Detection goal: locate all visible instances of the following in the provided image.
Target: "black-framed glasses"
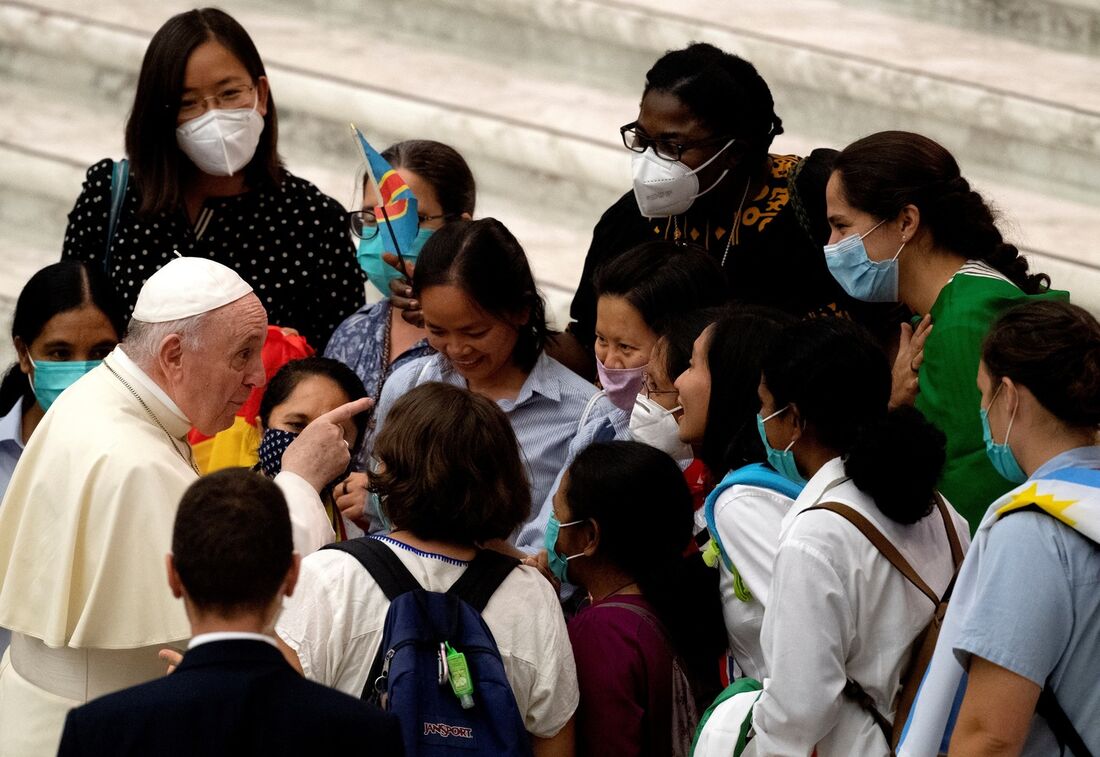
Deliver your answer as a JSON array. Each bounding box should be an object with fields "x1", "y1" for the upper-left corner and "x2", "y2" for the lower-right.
[
  {"x1": 620, "y1": 121, "x2": 734, "y2": 162},
  {"x1": 175, "y1": 84, "x2": 256, "y2": 120},
  {"x1": 347, "y1": 209, "x2": 455, "y2": 240},
  {"x1": 642, "y1": 373, "x2": 678, "y2": 400}
]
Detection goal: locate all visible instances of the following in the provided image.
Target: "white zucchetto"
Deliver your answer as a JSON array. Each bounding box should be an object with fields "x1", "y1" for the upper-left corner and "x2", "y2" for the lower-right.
[{"x1": 131, "y1": 256, "x2": 254, "y2": 322}]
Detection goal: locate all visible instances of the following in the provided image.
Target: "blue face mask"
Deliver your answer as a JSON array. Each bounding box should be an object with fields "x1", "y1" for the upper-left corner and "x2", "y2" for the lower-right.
[
  {"x1": 981, "y1": 384, "x2": 1027, "y2": 484},
  {"x1": 544, "y1": 514, "x2": 585, "y2": 583},
  {"x1": 356, "y1": 227, "x2": 433, "y2": 295},
  {"x1": 30, "y1": 359, "x2": 101, "y2": 412},
  {"x1": 823, "y1": 219, "x2": 906, "y2": 303},
  {"x1": 756, "y1": 406, "x2": 807, "y2": 486}
]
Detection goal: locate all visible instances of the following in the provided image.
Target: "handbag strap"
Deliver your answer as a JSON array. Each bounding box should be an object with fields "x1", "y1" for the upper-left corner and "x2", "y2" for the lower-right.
[{"x1": 104, "y1": 158, "x2": 129, "y2": 273}]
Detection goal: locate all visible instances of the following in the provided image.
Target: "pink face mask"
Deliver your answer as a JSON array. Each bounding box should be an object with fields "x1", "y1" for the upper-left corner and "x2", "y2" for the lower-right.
[{"x1": 596, "y1": 356, "x2": 647, "y2": 413}]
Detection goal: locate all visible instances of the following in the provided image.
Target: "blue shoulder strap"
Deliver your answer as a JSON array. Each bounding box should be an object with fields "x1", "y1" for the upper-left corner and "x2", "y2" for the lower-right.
[
  {"x1": 104, "y1": 158, "x2": 129, "y2": 273},
  {"x1": 702, "y1": 463, "x2": 804, "y2": 570}
]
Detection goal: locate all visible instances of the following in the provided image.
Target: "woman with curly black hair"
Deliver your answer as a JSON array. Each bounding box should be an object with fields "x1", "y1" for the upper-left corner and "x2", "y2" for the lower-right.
[{"x1": 743, "y1": 317, "x2": 969, "y2": 757}]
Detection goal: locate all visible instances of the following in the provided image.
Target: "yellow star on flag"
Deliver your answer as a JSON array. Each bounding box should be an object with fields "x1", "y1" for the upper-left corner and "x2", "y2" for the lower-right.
[{"x1": 996, "y1": 483, "x2": 1078, "y2": 526}]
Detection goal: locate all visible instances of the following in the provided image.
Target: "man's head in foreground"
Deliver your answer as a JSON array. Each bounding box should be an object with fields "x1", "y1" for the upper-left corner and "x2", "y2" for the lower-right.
[{"x1": 168, "y1": 468, "x2": 299, "y2": 631}]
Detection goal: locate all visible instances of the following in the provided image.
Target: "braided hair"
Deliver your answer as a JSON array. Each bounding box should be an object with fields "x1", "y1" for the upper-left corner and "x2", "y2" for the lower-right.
[
  {"x1": 644, "y1": 42, "x2": 783, "y2": 165},
  {"x1": 833, "y1": 131, "x2": 1049, "y2": 294}
]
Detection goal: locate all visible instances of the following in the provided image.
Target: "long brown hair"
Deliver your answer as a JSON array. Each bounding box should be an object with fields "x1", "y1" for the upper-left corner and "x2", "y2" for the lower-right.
[{"x1": 125, "y1": 8, "x2": 282, "y2": 215}]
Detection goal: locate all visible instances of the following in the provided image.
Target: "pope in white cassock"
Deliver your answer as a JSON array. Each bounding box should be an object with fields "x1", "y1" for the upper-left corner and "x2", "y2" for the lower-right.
[{"x1": 0, "y1": 257, "x2": 367, "y2": 756}]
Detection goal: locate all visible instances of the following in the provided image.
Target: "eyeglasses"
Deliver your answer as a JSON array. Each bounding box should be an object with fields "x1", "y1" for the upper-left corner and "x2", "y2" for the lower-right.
[
  {"x1": 620, "y1": 121, "x2": 734, "y2": 162},
  {"x1": 642, "y1": 373, "x2": 678, "y2": 400},
  {"x1": 347, "y1": 209, "x2": 454, "y2": 240},
  {"x1": 176, "y1": 84, "x2": 256, "y2": 120}
]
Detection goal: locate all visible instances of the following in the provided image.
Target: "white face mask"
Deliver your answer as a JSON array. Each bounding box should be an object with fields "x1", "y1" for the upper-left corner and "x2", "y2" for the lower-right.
[
  {"x1": 631, "y1": 140, "x2": 735, "y2": 217},
  {"x1": 175, "y1": 103, "x2": 264, "y2": 177},
  {"x1": 629, "y1": 394, "x2": 693, "y2": 464}
]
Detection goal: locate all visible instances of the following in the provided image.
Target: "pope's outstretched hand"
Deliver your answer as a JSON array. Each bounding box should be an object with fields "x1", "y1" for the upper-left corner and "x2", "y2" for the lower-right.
[{"x1": 281, "y1": 398, "x2": 373, "y2": 492}]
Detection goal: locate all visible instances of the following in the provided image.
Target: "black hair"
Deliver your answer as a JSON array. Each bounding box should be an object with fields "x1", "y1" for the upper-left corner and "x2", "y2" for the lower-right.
[
  {"x1": 1, "y1": 261, "x2": 125, "y2": 415},
  {"x1": 983, "y1": 300, "x2": 1100, "y2": 428},
  {"x1": 381, "y1": 140, "x2": 476, "y2": 217},
  {"x1": 126, "y1": 7, "x2": 282, "y2": 215},
  {"x1": 643, "y1": 42, "x2": 783, "y2": 164},
  {"x1": 173, "y1": 468, "x2": 293, "y2": 615},
  {"x1": 762, "y1": 318, "x2": 946, "y2": 525},
  {"x1": 593, "y1": 242, "x2": 728, "y2": 336},
  {"x1": 412, "y1": 218, "x2": 552, "y2": 372},
  {"x1": 258, "y1": 357, "x2": 369, "y2": 452},
  {"x1": 700, "y1": 305, "x2": 796, "y2": 476},
  {"x1": 564, "y1": 441, "x2": 724, "y2": 707},
  {"x1": 833, "y1": 131, "x2": 1049, "y2": 295},
  {"x1": 656, "y1": 306, "x2": 725, "y2": 384},
  {"x1": 371, "y1": 382, "x2": 530, "y2": 544}
]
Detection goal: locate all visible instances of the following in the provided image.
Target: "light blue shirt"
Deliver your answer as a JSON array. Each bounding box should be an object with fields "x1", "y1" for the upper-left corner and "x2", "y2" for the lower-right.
[
  {"x1": 375, "y1": 351, "x2": 629, "y2": 550},
  {"x1": 0, "y1": 397, "x2": 25, "y2": 508},
  {"x1": 954, "y1": 445, "x2": 1100, "y2": 755}
]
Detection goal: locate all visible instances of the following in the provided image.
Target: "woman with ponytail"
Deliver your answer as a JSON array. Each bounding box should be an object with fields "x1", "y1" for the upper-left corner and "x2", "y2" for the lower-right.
[
  {"x1": 548, "y1": 440, "x2": 724, "y2": 756},
  {"x1": 903, "y1": 301, "x2": 1100, "y2": 756},
  {"x1": 742, "y1": 318, "x2": 969, "y2": 757},
  {"x1": 825, "y1": 131, "x2": 1067, "y2": 529}
]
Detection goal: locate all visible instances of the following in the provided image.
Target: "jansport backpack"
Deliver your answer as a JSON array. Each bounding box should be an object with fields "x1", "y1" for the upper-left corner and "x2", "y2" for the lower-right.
[{"x1": 323, "y1": 537, "x2": 531, "y2": 756}]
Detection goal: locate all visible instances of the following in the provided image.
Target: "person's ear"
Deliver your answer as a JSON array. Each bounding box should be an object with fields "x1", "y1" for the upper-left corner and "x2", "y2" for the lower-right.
[
  {"x1": 459, "y1": 212, "x2": 473, "y2": 221},
  {"x1": 897, "y1": 204, "x2": 921, "y2": 245},
  {"x1": 14, "y1": 337, "x2": 31, "y2": 376},
  {"x1": 255, "y1": 75, "x2": 270, "y2": 118},
  {"x1": 786, "y1": 403, "x2": 804, "y2": 444},
  {"x1": 1002, "y1": 377, "x2": 1021, "y2": 416},
  {"x1": 282, "y1": 553, "x2": 302, "y2": 599},
  {"x1": 158, "y1": 334, "x2": 185, "y2": 382},
  {"x1": 582, "y1": 519, "x2": 600, "y2": 557},
  {"x1": 166, "y1": 554, "x2": 184, "y2": 600}
]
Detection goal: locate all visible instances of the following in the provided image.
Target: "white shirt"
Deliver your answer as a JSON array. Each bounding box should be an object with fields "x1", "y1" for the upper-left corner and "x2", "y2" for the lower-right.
[
  {"x1": 745, "y1": 457, "x2": 970, "y2": 757},
  {"x1": 713, "y1": 483, "x2": 794, "y2": 681},
  {"x1": 188, "y1": 631, "x2": 278, "y2": 650},
  {"x1": 276, "y1": 537, "x2": 579, "y2": 739}
]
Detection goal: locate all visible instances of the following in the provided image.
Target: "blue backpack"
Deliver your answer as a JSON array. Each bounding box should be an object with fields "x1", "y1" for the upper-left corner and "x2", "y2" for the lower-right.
[
  {"x1": 700, "y1": 463, "x2": 804, "y2": 581},
  {"x1": 324, "y1": 537, "x2": 531, "y2": 756}
]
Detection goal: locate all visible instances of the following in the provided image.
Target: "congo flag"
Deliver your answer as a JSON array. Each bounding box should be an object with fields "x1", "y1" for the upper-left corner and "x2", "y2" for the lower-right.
[{"x1": 352, "y1": 124, "x2": 419, "y2": 268}]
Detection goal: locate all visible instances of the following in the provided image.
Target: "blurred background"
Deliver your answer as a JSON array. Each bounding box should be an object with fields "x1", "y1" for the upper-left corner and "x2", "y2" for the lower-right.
[{"x1": 3, "y1": 0, "x2": 1100, "y2": 367}]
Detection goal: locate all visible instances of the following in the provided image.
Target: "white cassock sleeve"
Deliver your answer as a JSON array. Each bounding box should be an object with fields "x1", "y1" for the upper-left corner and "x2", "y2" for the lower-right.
[{"x1": 274, "y1": 471, "x2": 335, "y2": 555}]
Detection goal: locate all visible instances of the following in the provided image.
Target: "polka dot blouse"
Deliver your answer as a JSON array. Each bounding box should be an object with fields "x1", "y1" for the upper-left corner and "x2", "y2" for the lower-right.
[{"x1": 61, "y1": 158, "x2": 365, "y2": 348}]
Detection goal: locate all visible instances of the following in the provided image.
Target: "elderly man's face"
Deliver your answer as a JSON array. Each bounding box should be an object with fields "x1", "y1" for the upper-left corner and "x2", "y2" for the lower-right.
[{"x1": 178, "y1": 295, "x2": 268, "y2": 436}]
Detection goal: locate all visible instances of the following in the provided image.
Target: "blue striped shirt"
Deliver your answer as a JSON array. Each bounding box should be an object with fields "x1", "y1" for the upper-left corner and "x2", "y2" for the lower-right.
[{"x1": 374, "y1": 351, "x2": 629, "y2": 550}]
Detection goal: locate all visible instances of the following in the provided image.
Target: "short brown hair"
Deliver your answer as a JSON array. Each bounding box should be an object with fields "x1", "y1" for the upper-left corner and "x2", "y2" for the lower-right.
[
  {"x1": 371, "y1": 382, "x2": 530, "y2": 543},
  {"x1": 173, "y1": 468, "x2": 292, "y2": 615}
]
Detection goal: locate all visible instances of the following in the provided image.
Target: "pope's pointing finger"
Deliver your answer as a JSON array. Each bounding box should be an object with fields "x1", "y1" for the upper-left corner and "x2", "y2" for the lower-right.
[{"x1": 316, "y1": 397, "x2": 374, "y2": 426}]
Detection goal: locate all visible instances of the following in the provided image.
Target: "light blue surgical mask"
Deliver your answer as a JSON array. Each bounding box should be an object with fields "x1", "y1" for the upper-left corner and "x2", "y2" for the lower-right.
[
  {"x1": 544, "y1": 514, "x2": 585, "y2": 583},
  {"x1": 756, "y1": 406, "x2": 807, "y2": 486},
  {"x1": 355, "y1": 227, "x2": 433, "y2": 295},
  {"x1": 30, "y1": 359, "x2": 101, "y2": 412},
  {"x1": 823, "y1": 219, "x2": 906, "y2": 303},
  {"x1": 980, "y1": 383, "x2": 1027, "y2": 484}
]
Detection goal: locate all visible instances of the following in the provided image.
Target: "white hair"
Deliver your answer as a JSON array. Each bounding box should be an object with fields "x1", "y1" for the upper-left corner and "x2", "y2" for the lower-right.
[{"x1": 122, "y1": 313, "x2": 208, "y2": 366}]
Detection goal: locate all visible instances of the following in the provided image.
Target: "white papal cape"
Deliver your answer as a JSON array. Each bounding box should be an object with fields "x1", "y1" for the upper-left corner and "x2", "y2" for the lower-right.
[{"x1": 0, "y1": 349, "x2": 334, "y2": 756}]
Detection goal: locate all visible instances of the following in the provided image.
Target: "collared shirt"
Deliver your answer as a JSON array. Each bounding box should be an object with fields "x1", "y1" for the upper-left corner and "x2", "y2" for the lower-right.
[
  {"x1": 188, "y1": 631, "x2": 278, "y2": 650},
  {"x1": 374, "y1": 351, "x2": 628, "y2": 549},
  {"x1": 746, "y1": 457, "x2": 971, "y2": 757},
  {"x1": 0, "y1": 397, "x2": 25, "y2": 507}
]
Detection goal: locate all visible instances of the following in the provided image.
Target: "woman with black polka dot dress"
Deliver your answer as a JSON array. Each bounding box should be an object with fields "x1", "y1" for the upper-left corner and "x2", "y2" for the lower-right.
[{"x1": 61, "y1": 9, "x2": 363, "y2": 348}]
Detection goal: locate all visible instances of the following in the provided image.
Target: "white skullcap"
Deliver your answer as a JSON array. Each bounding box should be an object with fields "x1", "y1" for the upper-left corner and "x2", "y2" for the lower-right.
[{"x1": 132, "y1": 256, "x2": 254, "y2": 323}]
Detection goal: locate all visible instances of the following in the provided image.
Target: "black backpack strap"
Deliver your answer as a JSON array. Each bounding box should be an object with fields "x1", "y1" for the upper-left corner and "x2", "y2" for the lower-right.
[
  {"x1": 322, "y1": 537, "x2": 419, "y2": 601},
  {"x1": 1038, "y1": 680, "x2": 1093, "y2": 757},
  {"x1": 446, "y1": 549, "x2": 519, "y2": 612}
]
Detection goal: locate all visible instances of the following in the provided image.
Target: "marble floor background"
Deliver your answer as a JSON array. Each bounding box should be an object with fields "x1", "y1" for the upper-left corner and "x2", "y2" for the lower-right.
[{"x1": 2, "y1": 0, "x2": 1100, "y2": 370}]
